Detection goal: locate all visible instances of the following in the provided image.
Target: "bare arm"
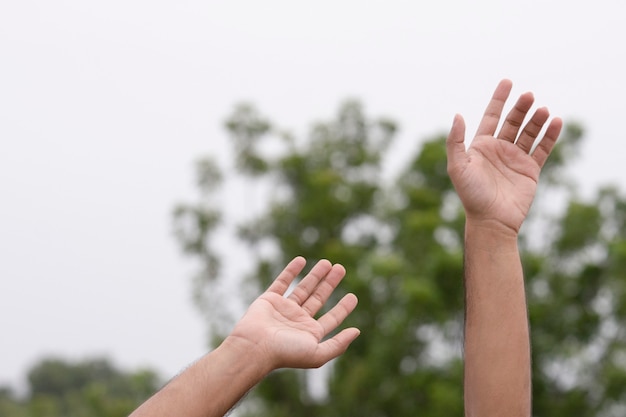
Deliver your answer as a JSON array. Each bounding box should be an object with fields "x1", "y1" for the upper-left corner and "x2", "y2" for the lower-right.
[
  {"x1": 463, "y1": 221, "x2": 529, "y2": 417},
  {"x1": 446, "y1": 79, "x2": 562, "y2": 417},
  {"x1": 129, "y1": 257, "x2": 360, "y2": 417}
]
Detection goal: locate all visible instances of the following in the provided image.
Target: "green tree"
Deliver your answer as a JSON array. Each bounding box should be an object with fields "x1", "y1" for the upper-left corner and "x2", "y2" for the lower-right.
[
  {"x1": 174, "y1": 102, "x2": 626, "y2": 416},
  {"x1": 0, "y1": 357, "x2": 160, "y2": 417}
]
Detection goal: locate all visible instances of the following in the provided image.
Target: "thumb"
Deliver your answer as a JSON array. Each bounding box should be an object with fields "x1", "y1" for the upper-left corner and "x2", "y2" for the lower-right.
[
  {"x1": 310, "y1": 327, "x2": 361, "y2": 367},
  {"x1": 446, "y1": 113, "x2": 467, "y2": 169}
]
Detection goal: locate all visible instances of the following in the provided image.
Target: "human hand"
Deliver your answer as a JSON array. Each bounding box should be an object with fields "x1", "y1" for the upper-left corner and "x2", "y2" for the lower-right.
[
  {"x1": 225, "y1": 257, "x2": 359, "y2": 371},
  {"x1": 446, "y1": 79, "x2": 563, "y2": 234}
]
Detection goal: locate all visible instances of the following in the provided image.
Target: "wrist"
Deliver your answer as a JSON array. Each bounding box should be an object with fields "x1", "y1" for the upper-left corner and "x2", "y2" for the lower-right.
[
  {"x1": 464, "y1": 218, "x2": 519, "y2": 253},
  {"x1": 217, "y1": 334, "x2": 274, "y2": 380}
]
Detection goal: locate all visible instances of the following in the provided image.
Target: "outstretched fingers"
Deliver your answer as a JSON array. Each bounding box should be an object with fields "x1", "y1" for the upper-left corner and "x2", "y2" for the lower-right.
[
  {"x1": 300, "y1": 264, "x2": 347, "y2": 316},
  {"x1": 266, "y1": 256, "x2": 307, "y2": 296},
  {"x1": 531, "y1": 117, "x2": 563, "y2": 168},
  {"x1": 286, "y1": 259, "x2": 334, "y2": 307},
  {"x1": 497, "y1": 92, "x2": 534, "y2": 143},
  {"x1": 310, "y1": 293, "x2": 360, "y2": 366},
  {"x1": 514, "y1": 107, "x2": 550, "y2": 154},
  {"x1": 317, "y1": 293, "x2": 358, "y2": 338},
  {"x1": 267, "y1": 257, "x2": 352, "y2": 317},
  {"x1": 475, "y1": 79, "x2": 513, "y2": 137}
]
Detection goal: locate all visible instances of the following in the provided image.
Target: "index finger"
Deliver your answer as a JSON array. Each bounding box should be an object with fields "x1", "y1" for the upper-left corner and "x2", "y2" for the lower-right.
[
  {"x1": 475, "y1": 79, "x2": 513, "y2": 137},
  {"x1": 265, "y1": 256, "x2": 307, "y2": 295}
]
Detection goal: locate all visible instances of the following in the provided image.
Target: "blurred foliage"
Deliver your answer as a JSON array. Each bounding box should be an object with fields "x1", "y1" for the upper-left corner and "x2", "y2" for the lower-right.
[
  {"x1": 0, "y1": 357, "x2": 160, "y2": 417},
  {"x1": 174, "y1": 100, "x2": 626, "y2": 416}
]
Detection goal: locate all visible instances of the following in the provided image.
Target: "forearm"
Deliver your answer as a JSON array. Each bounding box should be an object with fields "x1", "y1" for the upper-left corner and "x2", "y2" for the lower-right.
[
  {"x1": 463, "y1": 220, "x2": 531, "y2": 417},
  {"x1": 129, "y1": 337, "x2": 271, "y2": 417}
]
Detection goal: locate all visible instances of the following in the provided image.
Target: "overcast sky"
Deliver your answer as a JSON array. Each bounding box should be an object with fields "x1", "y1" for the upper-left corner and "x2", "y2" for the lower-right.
[{"x1": 1, "y1": 0, "x2": 625, "y2": 390}]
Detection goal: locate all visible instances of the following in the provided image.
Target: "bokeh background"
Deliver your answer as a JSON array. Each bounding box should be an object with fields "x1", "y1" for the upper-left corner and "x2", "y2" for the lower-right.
[{"x1": 2, "y1": 0, "x2": 626, "y2": 413}]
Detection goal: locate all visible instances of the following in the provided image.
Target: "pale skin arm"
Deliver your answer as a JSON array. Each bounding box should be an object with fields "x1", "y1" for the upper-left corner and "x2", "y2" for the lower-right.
[
  {"x1": 129, "y1": 257, "x2": 360, "y2": 417},
  {"x1": 446, "y1": 79, "x2": 562, "y2": 417}
]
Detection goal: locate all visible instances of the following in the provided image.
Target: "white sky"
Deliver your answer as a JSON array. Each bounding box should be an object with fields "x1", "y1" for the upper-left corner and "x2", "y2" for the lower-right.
[{"x1": 1, "y1": 0, "x2": 625, "y2": 390}]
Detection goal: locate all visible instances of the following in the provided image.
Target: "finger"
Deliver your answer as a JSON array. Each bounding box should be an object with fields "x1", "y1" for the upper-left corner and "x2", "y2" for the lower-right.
[
  {"x1": 531, "y1": 117, "x2": 563, "y2": 168},
  {"x1": 446, "y1": 113, "x2": 467, "y2": 172},
  {"x1": 308, "y1": 327, "x2": 361, "y2": 368},
  {"x1": 475, "y1": 79, "x2": 513, "y2": 137},
  {"x1": 265, "y1": 256, "x2": 307, "y2": 296},
  {"x1": 515, "y1": 107, "x2": 550, "y2": 154},
  {"x1": 496, "y1": 92, "x2": 534, "y2": 143},
  {"x1": 301, "y1": 263, "x2": 347, "y2": 317},
  {"x1": 287, "y1": 259, "x2": 333, "y2": 306},
  {"x1": 317, "y1": 293, "x2": 358, "y2": 336}
]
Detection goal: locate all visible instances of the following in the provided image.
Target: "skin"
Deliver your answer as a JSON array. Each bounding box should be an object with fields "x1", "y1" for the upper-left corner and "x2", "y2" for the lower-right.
[
  {"x1": 129, "y1": 256, "x2": 360, "y2": 417},
  {"x1": 446, "y1": 79, "x2": 563, "y2": 417},
  {"x1": 130, "y1": 79, "x2": 560, "y2": 417}
]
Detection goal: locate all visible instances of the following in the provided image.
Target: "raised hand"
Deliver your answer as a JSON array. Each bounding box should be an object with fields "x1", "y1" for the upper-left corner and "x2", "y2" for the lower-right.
[
  {"x1": 446, "y1": 79, "x2": 563, "y2": 233},
  {"x1": 130, "y1": 257, "x2": 358, "y2": 417},
  {"x1": 227, "y1": 256, "x2": 360, "y2": 370},
  {"x1": 451, "y1": 80, "x2": 564, "y2": 417}
]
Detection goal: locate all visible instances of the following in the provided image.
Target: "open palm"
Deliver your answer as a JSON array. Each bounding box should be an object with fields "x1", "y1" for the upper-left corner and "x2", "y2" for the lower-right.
[
  {"x1": 447, "y1": 79, "x2": 563, "y2": 233},
  {"x1": 229, "y1": 257, "x2": 359, "y2": 370}
]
